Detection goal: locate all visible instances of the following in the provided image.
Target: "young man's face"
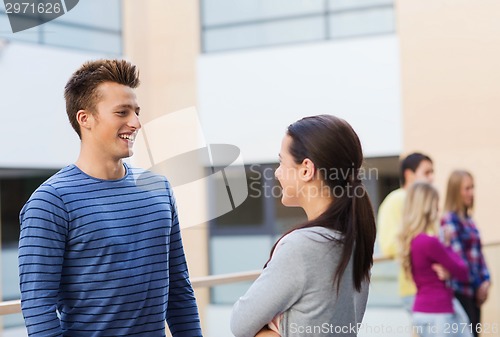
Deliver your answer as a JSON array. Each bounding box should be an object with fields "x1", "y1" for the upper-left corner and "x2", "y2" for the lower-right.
[
  {"x1": 404, "y1": 159, "x2": 434, "y2": 188},
  {"x1": 413, "y1": 159, "x2": 434, "y2": 184},
  {"x1": 85, "y1": 82, "x2": 141, "y2": 160}
]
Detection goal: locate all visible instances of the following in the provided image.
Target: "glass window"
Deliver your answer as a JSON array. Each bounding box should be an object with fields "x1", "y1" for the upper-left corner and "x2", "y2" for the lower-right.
[
  {"x1": 201, "y1": 0, "x2": 395, "y2": 52},
  {"x1": 0, "y1": 1, "x2": 121, "y2": 55},
  {"x1": 204, "y1": 17, "x2": 325, "y2": 52},
  {"x1": 210, "y1": 235, "x2": 274, "y2": 304},
  {"x1": 1, "y1": 172, "x2": 56, "y2": 329},
  {"x1": 1, "y1": 11, "x2": 13, "y2": 34},
  {"x1": 55, "y1": 0, "x2": 121, "y2": 31},
  {"x1": 0, "y1": 13, "x2": 41, "y2": 43},
  {"x1": 42, "y1": 21, "x2": 122, "y2": 55},
  {"x1": 329, "y1": 7, "x2": 395, "y2": 38},
  {"x1": 329, "y1": 0, "x2": 393, "y2": 10},
  {"x1": 208, "y1": 157, "x2": 403, "y2": 308},
  {"x1": 211, "y1": 166, "x2": 265, "y2": 230},
  {"x1": 202, "y1": 0, "x2": 323, "y2": 26}
]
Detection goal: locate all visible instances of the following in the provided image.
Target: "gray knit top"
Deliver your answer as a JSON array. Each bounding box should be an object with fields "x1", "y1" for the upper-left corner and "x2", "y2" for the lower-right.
[{"x1": 231, "y1": 226, "x2": 369, "y2": 337}]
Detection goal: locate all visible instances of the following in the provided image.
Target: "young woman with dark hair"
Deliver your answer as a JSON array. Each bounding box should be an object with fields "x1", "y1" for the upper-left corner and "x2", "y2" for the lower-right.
[{"x1": 230, "y1": 115, "x2": 376, "y2": 337}]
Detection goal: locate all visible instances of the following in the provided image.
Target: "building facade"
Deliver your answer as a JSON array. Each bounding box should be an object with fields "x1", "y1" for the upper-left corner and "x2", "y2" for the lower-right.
[{"x1": 1, "y1": 0, "x2": 498, "y2": 335}]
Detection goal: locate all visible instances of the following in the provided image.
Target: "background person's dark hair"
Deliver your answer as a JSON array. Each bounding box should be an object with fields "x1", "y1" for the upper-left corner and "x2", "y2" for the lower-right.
[
  {"x1": 267, "y1": 114, "x2": 376, "y2": 292},
  {"x1": 64, "y1": 59, "x2": 140, "y2": 138},
  {"x1": 400, "y1": 152, "x2": 433, "y2": 186}
]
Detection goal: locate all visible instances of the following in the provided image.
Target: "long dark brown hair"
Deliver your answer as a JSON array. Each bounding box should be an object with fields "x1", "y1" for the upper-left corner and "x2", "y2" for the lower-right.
[{"x1": 268, "y1": 115, "x2": 376, "y2": 292}]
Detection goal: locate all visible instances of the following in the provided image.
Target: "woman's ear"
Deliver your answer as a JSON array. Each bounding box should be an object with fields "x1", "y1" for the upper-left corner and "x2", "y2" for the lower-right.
[{"x1": 299, "y1": 158, "x2": 316, "y2": 182}]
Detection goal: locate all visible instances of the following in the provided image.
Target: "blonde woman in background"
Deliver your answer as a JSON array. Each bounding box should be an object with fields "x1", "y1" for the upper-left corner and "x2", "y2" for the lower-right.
[
  {"x1": 441, "y1": 170, "x2": 490, "y2": 337},
  {"x1": 400, "y1": 183, "x2": 471, "y2": 337}
]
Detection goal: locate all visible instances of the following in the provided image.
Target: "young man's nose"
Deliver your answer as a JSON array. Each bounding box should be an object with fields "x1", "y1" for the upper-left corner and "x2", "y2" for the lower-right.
[{"x1": 129, "y1": 114, "x2": 141, "y2": 130}]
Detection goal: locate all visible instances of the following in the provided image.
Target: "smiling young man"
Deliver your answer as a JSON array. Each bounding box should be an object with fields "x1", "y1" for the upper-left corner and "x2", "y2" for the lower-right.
[{"x1": 18, "y1": 60, "x2": 203, "y2": 337}]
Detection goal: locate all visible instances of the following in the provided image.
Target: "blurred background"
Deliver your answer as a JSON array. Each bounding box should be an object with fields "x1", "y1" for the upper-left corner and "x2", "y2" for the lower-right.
[{"x1": 0, "y1": 0, "x2": 499, "y2": 336}]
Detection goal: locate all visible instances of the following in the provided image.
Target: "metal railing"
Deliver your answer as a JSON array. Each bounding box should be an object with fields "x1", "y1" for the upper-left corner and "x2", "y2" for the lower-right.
[
  {"x1": 0, "y1": 242, "x2": 497, "y2": 317},
  {"x1": 0, "y1": 255, "x2": 391, "y2": 316}
]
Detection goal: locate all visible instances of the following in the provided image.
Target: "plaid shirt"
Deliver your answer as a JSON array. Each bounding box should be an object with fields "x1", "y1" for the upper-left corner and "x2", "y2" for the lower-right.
[{"x1": 440, "y1": 211, "x2": 490, "y2": 298}]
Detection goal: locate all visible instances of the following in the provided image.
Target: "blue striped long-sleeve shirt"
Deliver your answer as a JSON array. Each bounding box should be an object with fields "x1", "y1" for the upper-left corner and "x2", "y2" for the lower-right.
[{"x1": 19, "y1": 164, "x2": 203, "y2": 337}]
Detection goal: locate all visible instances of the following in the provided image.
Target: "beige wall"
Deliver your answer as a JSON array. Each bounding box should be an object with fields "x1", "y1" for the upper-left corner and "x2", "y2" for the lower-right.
[
  {"x1": 123, "y1": 0, "x2": 209, "y2": 334},
  {"x1": 397, "y1": 0, "x2": 500, "y2": 332},
  {"x1": 123, "y1": 0, "x2": 200, "y2": 124}
]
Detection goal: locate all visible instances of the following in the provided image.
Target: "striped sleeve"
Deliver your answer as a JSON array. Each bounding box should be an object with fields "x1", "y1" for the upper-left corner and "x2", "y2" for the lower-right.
[
  {"x1": 164, "y1": 181, "x2": 203, "y2": 337},
  {"x1": 19, "y1": 184, "x2": 68, "y2": 337}
]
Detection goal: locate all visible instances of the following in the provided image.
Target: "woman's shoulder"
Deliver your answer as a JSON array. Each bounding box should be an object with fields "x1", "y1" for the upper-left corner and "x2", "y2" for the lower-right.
[
  {"x1": 441, "y1": 211, "x2": 461, "y2": 224},
  {"x1": 412, "y1": 233, "x2": 439, "y2": 245},
  {"x1": 412, "y1": 233, "x2": 449, "y2": 256},
  {"x1": 274, "y1": 227, "x2": 343, "y2": 269},
  {"x1": 278, "y1": 227, "x2": 342, "y2": 250}
]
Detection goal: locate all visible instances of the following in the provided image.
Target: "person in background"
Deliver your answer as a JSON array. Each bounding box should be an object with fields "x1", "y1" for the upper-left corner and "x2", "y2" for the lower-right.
[
  {"x1": 400, "y1": 182, "x2": 472, "y2": 337},
  {"x1": 441, "y1": 170, "x2": 491, "y2": 337},
  {"x1": 230, "y1": 115, "x2": 377, "y2": 337},
  {"x1": 378, "y1": 152, "x2": 434, "y2": 311}
]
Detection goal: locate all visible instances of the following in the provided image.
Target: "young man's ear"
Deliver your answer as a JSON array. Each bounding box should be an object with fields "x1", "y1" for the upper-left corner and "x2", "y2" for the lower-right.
[
  {"x1": 404, "y1": 168, "x2": 414, "y2": 187},
  {"x1": 299, "y1": 158, "x2": 316, "y2": 182},
  {"x1": 76, "y1": 109, "x2": 92, "y2": 132}
]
